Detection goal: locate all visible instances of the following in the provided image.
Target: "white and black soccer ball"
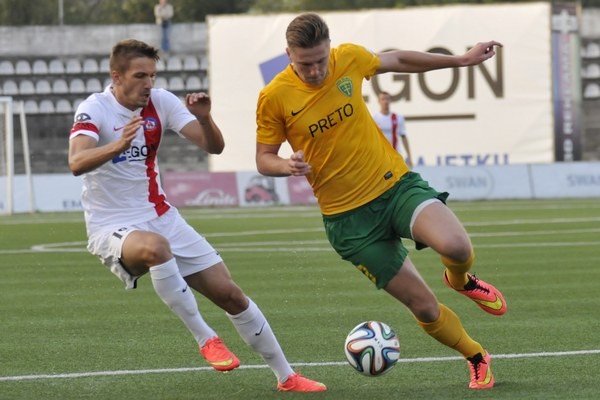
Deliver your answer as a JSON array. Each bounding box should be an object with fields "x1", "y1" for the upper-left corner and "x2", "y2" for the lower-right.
[{"x1": 344, "y1": 321, "x2": 400, "y2": 377}]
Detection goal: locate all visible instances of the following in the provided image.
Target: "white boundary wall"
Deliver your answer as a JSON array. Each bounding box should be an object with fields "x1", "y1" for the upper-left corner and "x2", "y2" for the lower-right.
[{"x1": 3, "y1": 162, "x2": 600, "y2": 213}]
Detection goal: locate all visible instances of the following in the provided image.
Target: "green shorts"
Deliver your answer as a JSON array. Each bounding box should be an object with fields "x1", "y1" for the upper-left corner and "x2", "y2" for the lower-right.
[{"x1": 322, "y1": 172, "x2": 449, "y2": 289}]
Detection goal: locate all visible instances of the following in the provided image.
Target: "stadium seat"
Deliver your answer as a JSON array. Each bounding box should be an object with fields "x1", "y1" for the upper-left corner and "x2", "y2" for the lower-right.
[
  {"x1": 585, "y1": 63, "x2": 600, "y2": 79},
  {"x1": 55, "y1": 99, "x2": 72, "y2": 113},
  {"x1": 584, "y1": 83, "x2": 600, "y2": 99},
  {"x1": 2, "y1": 80, "x2": 18, "y2": 95},
  {"x1": 183, "y1": 55, "x2": 199, "y2": 71},
  {"x1": 15, "y1": 60, "x2": 32, "y2": 75},
  {"x1": 0, "y1": 60, "x2": 14, "y2": 75},
  {"x1": 82, "y1": 58, "x2": 99, "y2": 73},
  {"x1": 103, "y1": 78, "x2": 112, "y2": 88},
  {"x1": 199, "y1": 56, "x2": 208, "y2": 71},
  {"x1": 156, "y1": 58, "x2": 166, "y2": 72},
  {"x1": 168, "y1": 76, "x2": 185, "y2": 91},
  {"x1": 19, "y1": 80, "x2": 35, "y2": 95},
  {"x1": 69, "y1": 78, "x2": 86, "y2": 94},
  {"x1": 202, "y1": 76, "x2": 209, "y2": 90},
  {"x1": 185, "y1": 76, "x2": 202, "y2": 90},
  {"x1": 65, "y1": 58, "x2": 82, "y2": 74},
  {"x1": 24, "y1": 100, "x2": 39, "y2": 114},
  {"x1": 99, "y1": 57, "x2": 110, "y2": 73},
  {"x1": 32, "y1": 59, "x2": 49, "y2": 75},
  {"x1": 35, "y1": 80, "x2": 52, "y2": 94},
  {"x1": 48, "y1": 59, "x2": 65, "y2": 74},
  {"x1": 154, "y1": 76, "x2": 168, "y2": 89},
  {"x1": 166, "y1": 56, "x2": 183, "y2": 71},
  {"x1": 72, "y1": 98, "x2": 85, "y2": 111},
  {"x1": 586, "y1": 42, "x2": 600, "y2": 58},
  {"x1": 39, "y1": 99, "x2": 55, "y2": 113},
  {"x1": 52, "y1": 79, "x2": 69, "y2": 94},
  {"x1": 86, "y1": 78, "x2": 102, "y2": 93}
]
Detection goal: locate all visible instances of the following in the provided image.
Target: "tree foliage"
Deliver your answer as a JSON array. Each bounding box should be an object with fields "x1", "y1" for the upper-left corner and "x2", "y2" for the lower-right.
[{"x1": 0, "y1": 0, "x2": 597, "y2": 26}]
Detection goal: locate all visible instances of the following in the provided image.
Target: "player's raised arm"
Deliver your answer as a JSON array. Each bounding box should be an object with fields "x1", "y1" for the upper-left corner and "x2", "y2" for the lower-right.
[
  {"x1": 179, "y1": 92, "x2": 225, "y2": 154},
  {"x1": 376, "y1": 40, "x2": 502, "y2": 74}
]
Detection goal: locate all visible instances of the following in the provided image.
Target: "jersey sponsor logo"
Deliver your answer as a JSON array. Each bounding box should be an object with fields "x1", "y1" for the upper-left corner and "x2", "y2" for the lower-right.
[
  {"x1": 113, "y1": 125, "x2": 124, "y2": 131},
  {"x1": 143, "y1": 117, "x2": 158, "y2": 132},
  {"x1": 291, "y1": 106, "x2": 306, "y2": 116},
  {"x1": 308, "y1": 103, "x2": 354, "y2": 137},
  {"x1": 112, "y1": 144, "x2": 158, "y2": 164},
  {"x1": 336, "y1": 77, "x2": 353, "y2": 97},
  {"x1": 75, "y1": 113, "x2": 91, "y2": 122}
]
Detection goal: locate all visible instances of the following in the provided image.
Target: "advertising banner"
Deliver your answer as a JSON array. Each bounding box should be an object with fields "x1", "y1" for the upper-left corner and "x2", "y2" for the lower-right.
[{"x1": 208, "y1": 3, "x2": 553, "y2": 172}]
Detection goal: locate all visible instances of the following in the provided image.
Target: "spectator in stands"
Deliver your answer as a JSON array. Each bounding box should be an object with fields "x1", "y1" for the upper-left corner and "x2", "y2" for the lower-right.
[
  {"x1": 154, "y1": 0, "x2": 174, "y2": 54},
  {"x1": 371, "y1": 91, "x2": 413, "y2": 167},
  {"x1": 68, "y1": 39, "x2": 326, "y2": 393},
  {"x1": 255, "y1": 13, "x2": 506, "y2": 390}
]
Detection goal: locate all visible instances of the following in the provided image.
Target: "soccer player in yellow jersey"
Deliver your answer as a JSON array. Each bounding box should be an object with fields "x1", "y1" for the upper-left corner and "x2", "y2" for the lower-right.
[{"x1": 256, "y1": 13, "x2": 506, "y2": 389}]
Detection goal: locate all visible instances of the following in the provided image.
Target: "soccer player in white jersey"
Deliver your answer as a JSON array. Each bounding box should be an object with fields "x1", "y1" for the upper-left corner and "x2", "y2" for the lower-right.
[{"x1": 68, "y1": 39, "x2": 325, "y2": 393}]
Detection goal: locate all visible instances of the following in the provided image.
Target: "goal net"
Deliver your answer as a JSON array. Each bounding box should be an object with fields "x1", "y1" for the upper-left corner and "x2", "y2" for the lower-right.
[{"x1": 0, "y1": 96, "x2": 33, "y2": 214}]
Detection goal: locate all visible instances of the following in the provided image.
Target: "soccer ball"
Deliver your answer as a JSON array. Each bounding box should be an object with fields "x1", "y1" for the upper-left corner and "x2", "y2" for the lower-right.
[{"x1": 344, "y1": 321, "x2": 400, "y2": 377}]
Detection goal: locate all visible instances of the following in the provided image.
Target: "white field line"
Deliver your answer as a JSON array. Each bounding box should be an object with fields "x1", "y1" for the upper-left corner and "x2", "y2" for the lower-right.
[
  {"x1": 2, "y1": 226, "x2": 600, "y2": 255},
  {"x1": 1, "y1": 349, "x2": 599, "y2": 382}
]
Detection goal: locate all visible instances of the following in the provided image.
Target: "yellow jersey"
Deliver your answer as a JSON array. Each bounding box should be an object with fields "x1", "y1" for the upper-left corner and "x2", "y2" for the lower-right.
[{"x1": 256, "y1": 43, "x2": 409, "y2": 215}]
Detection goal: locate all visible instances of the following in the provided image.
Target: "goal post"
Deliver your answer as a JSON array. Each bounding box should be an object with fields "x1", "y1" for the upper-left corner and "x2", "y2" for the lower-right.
[{"x1": 0, "y1": 96, "x2": 34, "y2": 215}]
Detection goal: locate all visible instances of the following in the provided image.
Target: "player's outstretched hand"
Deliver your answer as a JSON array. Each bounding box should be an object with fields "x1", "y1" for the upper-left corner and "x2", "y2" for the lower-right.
[
  {"x1": 462, "y1": 41, "x2": 503, "y2": 66},
  {"x1": 185, "y1": 92, "x2": 211, "y2": 119}
]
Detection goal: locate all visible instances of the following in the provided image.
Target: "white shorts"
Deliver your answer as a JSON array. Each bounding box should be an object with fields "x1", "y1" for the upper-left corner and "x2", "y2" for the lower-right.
[{"x1": 87, "y1": 208, "x2": 223, "y2": 290}]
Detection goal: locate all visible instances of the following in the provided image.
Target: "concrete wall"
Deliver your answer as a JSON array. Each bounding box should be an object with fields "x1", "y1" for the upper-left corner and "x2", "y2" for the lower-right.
[{"x1": 0, "y1": 22, "x2": 207, "y2": 56}]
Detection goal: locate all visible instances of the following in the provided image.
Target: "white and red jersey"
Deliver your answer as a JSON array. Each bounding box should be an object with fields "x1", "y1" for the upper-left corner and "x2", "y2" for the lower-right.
[
  {"x1": 372, "y1": 111, "x2": 407, "y2": 157},
  {"x1": 70, "y1": 86, "x2": 196, "y2": 233}
]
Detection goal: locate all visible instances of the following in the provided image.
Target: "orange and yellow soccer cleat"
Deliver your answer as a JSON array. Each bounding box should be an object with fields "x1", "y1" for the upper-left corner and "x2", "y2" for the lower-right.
[
  {"x1": 277, "y1": 373, "x2": 327, "y2": 392},
  {"x1": 199, "y1": 337, "x2": 240, "y2": 372},
  {"x1": 444, "y1": 272, "x2": 507, "y2": 316},
  {"x1": 467, "y1": 351, "x2": 495, "y2": 389}
]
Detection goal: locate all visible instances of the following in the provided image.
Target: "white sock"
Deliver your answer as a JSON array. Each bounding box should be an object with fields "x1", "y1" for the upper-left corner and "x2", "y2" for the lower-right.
[
  {"x1": 227, "y1": 298, "x2": 294, "y2": 382},
  {"x1": 150, "y1": 258, "x2": 217, "y2": 346}
]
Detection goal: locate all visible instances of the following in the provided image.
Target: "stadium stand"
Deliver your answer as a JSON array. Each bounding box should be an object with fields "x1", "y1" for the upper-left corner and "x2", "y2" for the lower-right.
[
  {"x1": 15, "y1": 60, "x2": 31, "y2": 75},
  {"x1": 584, "y1": 82, "x2": 600, "y2": 98},
  {"x1": 65, "y1": 58, "x2": 82, "y2": 74},
  {"x1": 0, "y1": 60, "x2": 14, "y2": 75},
  {"x1": 19, "y1": 80, "x2": 35, "y2": 95},
  {"x1": 185, "y1": 76, "x2": 202, "y2": 90},
  {"x1": 168, "y1": 76, "x2": 185, "y2": 91},
  {"x1": 48, "y1": 59, "x2": 65, "y2": 74},
  {"x1": 24, "y1": 100, "x2": 39, "y2": 114},
  {"x1": 166, "y1": 56, "x2": 183, "y2": 71},
  {"x1": 86, "y1": 78, "x2": 102, "y2": 93},
  {"x1": 155, "y1": 76, "x2": 168, "y2": 89},
  {"x1": 52, "y1": 79, "x2": 69, "y2": 94},
  {"x1": 3, "y1": 80, "x2": 18, "y2": 95},
  {"x1": 38, "y1": 99, "x2": 55, "y2": 113},
  {"x1": 82, "y1": 58, "x2": 99, "y2": 74},
  {"x1": 32, "y1": 59, "x2": 49, "y2": 74},
  {"x1": 183, "y1": 55, "x2": 199, "y2": 71},
  {"x1": 55, "y1": 99, "x2": 72, "y2": 113},
  {"x1": 69, "y1": 78, "x2": 85, "y2": 94},
  {"x1": 35, "y1": 80, "x2": 52, "y2": 94}
]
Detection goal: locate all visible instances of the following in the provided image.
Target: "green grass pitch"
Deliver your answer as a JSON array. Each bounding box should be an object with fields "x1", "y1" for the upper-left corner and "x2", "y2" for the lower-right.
[{"x1": 1, "y1": 199, "x2": 599, "y2": 399}]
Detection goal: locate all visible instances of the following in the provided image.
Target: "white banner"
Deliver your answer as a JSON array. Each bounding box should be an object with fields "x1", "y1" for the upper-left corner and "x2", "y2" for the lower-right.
[
  {"x1": 3, "y1": 163, "x2": 600, "y2": 214},
  {"x1": 208, "y1": 3, "x2": 553, "y2": 172},
  {"x1": 0, "y1": 174, "x2": 83, "y2": 214}
]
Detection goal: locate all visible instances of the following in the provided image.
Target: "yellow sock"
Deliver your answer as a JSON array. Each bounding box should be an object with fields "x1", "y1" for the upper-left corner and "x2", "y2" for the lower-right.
[
  {"x1": 417, "y1": 304, "x2": 484, "y2": 358},
  {"x1": 442, "y1": 248, "x2": 475, "y2": 289}
]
